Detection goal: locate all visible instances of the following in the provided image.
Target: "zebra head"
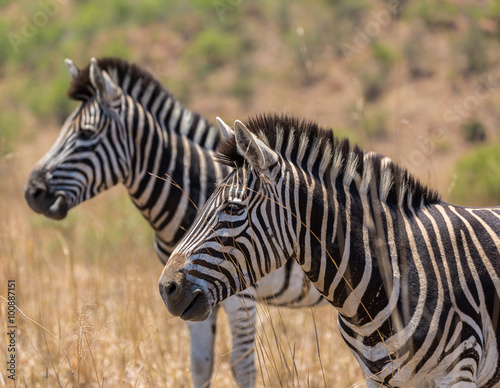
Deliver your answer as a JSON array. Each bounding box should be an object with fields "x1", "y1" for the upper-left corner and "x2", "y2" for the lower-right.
[
  {"x1": 159, "y1": 117, "x2": 294, "y2": 321},
  {"x1": 25, "y1": 58, "x2": 127, "y2": 219}
]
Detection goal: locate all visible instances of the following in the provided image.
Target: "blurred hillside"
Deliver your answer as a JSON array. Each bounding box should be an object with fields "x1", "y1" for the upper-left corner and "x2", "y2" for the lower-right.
[{"x1": 2, "y1": 0, "x2": 500, "y2": 204}]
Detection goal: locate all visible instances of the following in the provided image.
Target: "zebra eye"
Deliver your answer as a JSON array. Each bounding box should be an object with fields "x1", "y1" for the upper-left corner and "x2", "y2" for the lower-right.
[
  {"x1": 222, "y1": 202, "x2": 245, "y2": 216},
  {"x1": 79, "y1": 129, "x2": 95, "y2": 140}
]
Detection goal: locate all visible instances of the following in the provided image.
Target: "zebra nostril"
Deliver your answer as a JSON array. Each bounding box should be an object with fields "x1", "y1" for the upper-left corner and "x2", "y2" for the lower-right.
[
  {"x1": 25, "y1": 179, "x2": 50, "y2": 212},
  {"x1": 31, "y1": 186, "x2": 46, "y2": 202},
  {"x1": 164, "y1": 281, "x2": 182, "y2": 301}
]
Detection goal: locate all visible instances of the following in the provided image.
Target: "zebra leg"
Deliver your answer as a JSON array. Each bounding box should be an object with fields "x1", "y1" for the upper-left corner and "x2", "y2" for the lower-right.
[
  {"x1": 223, "y1": 294, "x2": 257, "y2": 388},
  {"x1": 186, "y1": 305, "x2": 219, "y2": 388}
]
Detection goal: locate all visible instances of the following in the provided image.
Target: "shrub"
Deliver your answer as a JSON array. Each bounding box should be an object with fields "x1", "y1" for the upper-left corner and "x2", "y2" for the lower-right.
[
  {"x1": 372, "y1": 42, "x2": 398, "y2": 68},
  {"x1": 450, "y1": 144, "x2": 500, "y2": 206},
  {"x1": 323, "y1": 0, "x2": 369, "y2": 25},
  {"x1": 487, "y1": 0, "x2": 500, "y2": 39},
  {"x1": 183, "y1": 28, "x2": 238, "y2": 77},
  {"x1": 71, "y1": 1, "x2": 116, "y2": 38},
  {"x1": 403, "y1": 36, "x2": 434, "y2": 80},
  {"x1": 461, "y1": 120, "x2": 487, "y2": 143},
  {"x1": 455, "y1": 25, "x2": 490, "y2": 76},
  {"x1": 361, "y1": 71, "x2": 385, "y2": 102},
  {"x1": 99, "y1": 35, "x2": 132, "y2": 59},
  {"x1": 133, "y1": 0, "x2": 167, "y2": 24},
  {"x1": 0, "y1": 19, "x2": 13, "y2": 67},
  {"x1": 406, "y1": 0, "x2": 459, "y2": 30},
  {"x1": 361, "y1": 108, "x2": 388, "y2": 139},
  {"x1": 286, "y1": 27, "x2": 320, "y2": 85},
  {"x1": 356, "y1": 42, "x2": 396, "y2": 102},
  {"x1": 230, "y1": 77, "x2": 254, "y2": 103}
]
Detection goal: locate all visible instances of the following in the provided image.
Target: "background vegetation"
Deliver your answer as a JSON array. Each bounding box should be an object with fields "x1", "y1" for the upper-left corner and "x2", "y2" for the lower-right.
[{"x1": 1, "y1": 0, "x2": 500, "y2": 386}]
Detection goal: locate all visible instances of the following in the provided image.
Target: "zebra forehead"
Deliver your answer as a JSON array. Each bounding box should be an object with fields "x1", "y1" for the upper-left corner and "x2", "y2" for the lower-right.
[
  {"x1": 67, "y1": 57, "x2": 171, "y2": 102},
  {"x1": 219, "y1": 169, "x2": 245, "y2": 189},
  {"x1": 214, "y1": 113, "x2": 441, "y2": 208}
]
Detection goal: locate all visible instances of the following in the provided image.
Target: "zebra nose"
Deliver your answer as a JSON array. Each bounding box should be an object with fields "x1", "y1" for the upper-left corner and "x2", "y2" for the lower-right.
[
  {"x1": 25, "y1": 175, "x2": 49, "y2": 213},
  {"x1": 159, "y1": 253, "x2": 189, "y2": 306},
  {"x1": 29, "y1": 182, "x2": 47, "y2": 202}
]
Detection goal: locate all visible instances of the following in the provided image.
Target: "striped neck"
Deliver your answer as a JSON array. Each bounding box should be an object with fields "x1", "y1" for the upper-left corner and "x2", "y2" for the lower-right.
[
  {"x1": 120, "y1": 95, "x2": 228, "y2": 261},
  {"x1": 274, "y1": 156, "x2": 386, "y2": 308},
  {"x1": 258, "y1": 130, "x2": 442, "y2": 326}
]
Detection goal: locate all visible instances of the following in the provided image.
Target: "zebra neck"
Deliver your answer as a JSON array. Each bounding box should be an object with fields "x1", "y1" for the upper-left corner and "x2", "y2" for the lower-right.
[
  {"x1": 291, "y1": 177, "x2": 397, "y2": 327},
  {"x1": 123, "y1": 97, "x2": 226, "y2": 259},
  {"x1": 132, "y1": 87, "x2": 219, "y2": 151}
]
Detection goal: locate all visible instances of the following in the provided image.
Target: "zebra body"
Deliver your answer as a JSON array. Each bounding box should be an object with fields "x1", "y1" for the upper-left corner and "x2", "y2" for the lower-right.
[
  {"x1": 25, "y1": 60, "x2": 326, "y2": 387},
  {"x1": 159, "y1": 115, "x2": 500, "y2": 387}
]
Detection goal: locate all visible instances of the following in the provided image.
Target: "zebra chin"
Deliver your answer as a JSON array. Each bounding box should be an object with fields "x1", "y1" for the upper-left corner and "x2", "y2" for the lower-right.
[
  {"x1": 180, "y1": 291, "x2": 212, "y2": 322},
  {"x1": 42, "y1": 195, "x2": 69, "y2": 220}
]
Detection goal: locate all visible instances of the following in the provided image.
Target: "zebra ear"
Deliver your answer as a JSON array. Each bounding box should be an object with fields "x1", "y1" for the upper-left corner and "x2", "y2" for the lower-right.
[
  {"x1": 216, "y1": 116, "x2": 234, "y2": 140},
  {"x1": 234, "y1": 120, "x2": 279, "y2": 171},
  {"x1": 89, "y1": 58, "x2": 121, "y2": 103},
  {"x1": 64, "y1": 58, "x2": 79, "y2": 80}
]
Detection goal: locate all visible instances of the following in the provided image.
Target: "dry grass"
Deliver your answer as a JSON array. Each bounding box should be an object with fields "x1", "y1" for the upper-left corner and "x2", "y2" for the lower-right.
[{"x1": 0, "y1": 131, "x2": 364, "y2": 387}]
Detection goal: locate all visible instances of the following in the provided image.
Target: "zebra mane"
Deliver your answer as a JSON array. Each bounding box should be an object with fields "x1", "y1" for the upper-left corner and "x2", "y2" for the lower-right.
[
  {"x1": 216, "y1": 114, "x2": 441, "y2": 209},
  {"x1": 67, "y1": 57, "x2": 222, "y2": 150},
  {"x1": 67, "y1": 57, "x2": 173, "y2": 103}
]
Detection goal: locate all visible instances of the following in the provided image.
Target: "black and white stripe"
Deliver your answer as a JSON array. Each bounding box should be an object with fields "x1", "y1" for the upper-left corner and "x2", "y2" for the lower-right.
[
  {"x1": 159, "y1": 114, "x2": 500, "y2": 387},
  {"x1": 25, "y1": 62, "x2": 326, "y2": 388}
]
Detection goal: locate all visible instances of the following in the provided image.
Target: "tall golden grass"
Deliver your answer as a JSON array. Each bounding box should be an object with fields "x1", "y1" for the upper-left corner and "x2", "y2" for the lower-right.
[{"x1": 0, "y1": 131, "x2": 364, "y2": 387}]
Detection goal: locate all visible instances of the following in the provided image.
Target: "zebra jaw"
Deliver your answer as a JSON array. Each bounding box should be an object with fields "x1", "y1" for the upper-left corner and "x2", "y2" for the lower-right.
[{"x1": 44, "y1": 194, "x2": 69, "y2": 220}]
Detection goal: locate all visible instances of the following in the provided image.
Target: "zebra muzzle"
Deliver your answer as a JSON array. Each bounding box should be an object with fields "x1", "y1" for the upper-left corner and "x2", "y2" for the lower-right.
[
  {"x1": 159, "y1": 278, "x2": 211, "y2": 322},
  {"x1": 159, "y1": 254, "x2": 212, "y2": 321},
  {"x1": 25, "y1": 174, "x2": 69, "y2": 220}
]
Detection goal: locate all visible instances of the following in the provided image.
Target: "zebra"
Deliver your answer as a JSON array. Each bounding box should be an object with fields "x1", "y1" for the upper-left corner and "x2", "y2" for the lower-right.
[
  {"x1": 24, "y1": 59, "x2": 326, "y2": 387},
  {"x1": 159, "y1": 114, "x2": 500, "y2": 387}
]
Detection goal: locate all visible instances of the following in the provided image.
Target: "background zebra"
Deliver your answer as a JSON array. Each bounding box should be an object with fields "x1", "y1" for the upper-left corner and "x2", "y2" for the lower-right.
[
  {"x1": 159, "y1": 114, "x2": 500, "y2": 387},
  {"x1": 24, "y1": 59, "x2": 325, "y2": 387}
]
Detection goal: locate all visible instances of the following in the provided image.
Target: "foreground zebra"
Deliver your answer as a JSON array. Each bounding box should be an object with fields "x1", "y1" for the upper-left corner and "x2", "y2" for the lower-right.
[
  {"x1": 159, "y1": 114, "x2": 500, "y2": 387},
  {"x1": 25, "y1": 59, "x2": 325, "y2": 387}
]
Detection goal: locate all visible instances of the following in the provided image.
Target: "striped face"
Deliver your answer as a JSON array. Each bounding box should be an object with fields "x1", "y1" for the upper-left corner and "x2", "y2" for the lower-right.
[
  {"x1": 25, "y1": 60, "x2": 127, "y2": 219},
  {"x1": 159, "y1": 119, "x2": 291, "y2": 321}
]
